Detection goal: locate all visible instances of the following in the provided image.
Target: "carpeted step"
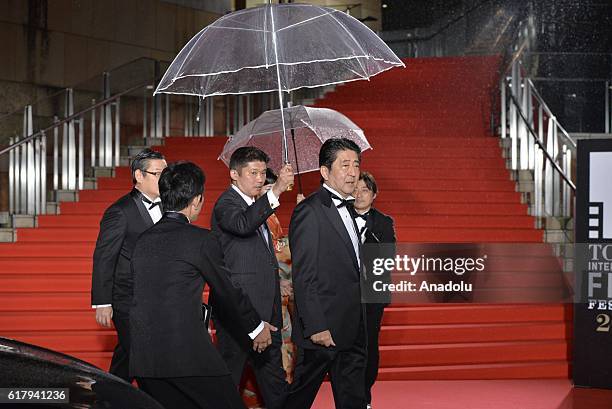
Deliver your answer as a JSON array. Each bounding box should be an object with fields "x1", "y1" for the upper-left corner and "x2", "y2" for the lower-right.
[
  {"x1": 0, "y1": 311, "x2": 99, "y2": 331},
  {"x1": 362, "y1": 157, "x2": 505, "y2": 168},
  {"x1": 381, "y1": 305, "x2": 571, "y2": 326},
  {"x1": 0, "y1": 258, "x2": 92, "y2": 274},
  {"x1": 0, "y1": 292, "x2": 90, "y2": 311},
  {"x1": 378, "y1": 322, "x2": 568, "y2": 345},
  {"x1": 0, "y1": 243, "x2": 94, "y2": 257},
  {"x1": 17, "y1": 228, "x2": 99, "y2": 242},
  {"x1": 379, "y1": 340, "x2": 568, "y2": 367},
  {"x1": 376, "y1": 361, "x2": 569, "y2": 380},
  {"x1": 394, "y1": 227, "x2": 542, "y2": 242},
  {"x1": 0, "y1": 274, "x2": 91, "y2": 292},
  {"x1": 3, "y1": 331, "x2": 117, "y2": 352}
]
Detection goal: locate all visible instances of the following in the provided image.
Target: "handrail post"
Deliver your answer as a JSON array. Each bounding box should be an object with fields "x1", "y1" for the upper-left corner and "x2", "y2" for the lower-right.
[
  {"x1": 9, "y1": 136, "x2": 14, "y2": 214},
  {"x1": 66, "y1": 88, "x2": 76, "y2": 190},
  {"x1": 24, "y1": 105, "x2": 34, "y2": 214},
  {"x1": 143, "y1": 88, "x2": 148, "y2": 139},
  {"x1": 606, "y1": 80, "x2": 610, "y2": 134},
  {"x1": 500, "y1": 77, "x2": 506, "y2": 138},
  {"x1": 91, "y1": 99, "x2": 96, "y2": 167},
  {"x1": 225, "y1": 96, "x2": 231, "y2": 136},
  {"x1": 78, "y1": 118, "x2": 84, "y2": 190},
  {"x1": 103, "y1": 73, "x2": 112, "y2": 167},
  {"x1": 53, "y1": 116, "x2": 59, "y2": 190},
  {"x1": 165, "y1": 94, "x2": 170, "y2": 138},
  {"x1": 40, "y1": 131, "x2": 47, "y2": 215},
  {"x1": 510, "y1": 59, "x2": 519, "y2": 170},
  {"x1": 114, "y1": 98, "x2": 120, "y2": 167}
]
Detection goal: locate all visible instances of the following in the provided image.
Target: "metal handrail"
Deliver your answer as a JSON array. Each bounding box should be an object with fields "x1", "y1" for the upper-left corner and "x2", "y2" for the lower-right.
[
  {"x1": 0, "y1": 57, "x2": 162, "y2": 125},
  {"x1": 526, "y1": 78, "x2": 576, "y2": 148},
  {"x1": 493, "y1": 3, "x2": 576, "y2": 221},
  {"x1": 0, "y1": 82, "x2": 149, "y2": 157},
  {"x1": 507, "y1": 92, "x2": 575, "y2": 190}
]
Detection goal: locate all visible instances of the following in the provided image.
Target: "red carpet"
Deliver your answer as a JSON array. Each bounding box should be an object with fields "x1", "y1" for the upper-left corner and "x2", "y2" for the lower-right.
[
  {"x1": 313, "y1": 380, "x2": 612, "y2": 409},
  {"x1": 0, "y1": 56, "x2": 571, "y2": 386}
]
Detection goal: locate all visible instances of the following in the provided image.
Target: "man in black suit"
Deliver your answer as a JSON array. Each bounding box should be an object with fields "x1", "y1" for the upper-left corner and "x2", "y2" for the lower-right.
[
  {"x1": 286, "y1": 138, "x2": 367, "y2": 409},
  {"x1": 91, "y1": 148, "x2": 166, "y2": 382},
  {"x1": 354, "y1": 171, "x2": 396, "y2": 409},
  {"x1": 211, "y1": 147, "x2": 293, "y2": 409},
  {"x1": 130, "y1": 161, "x2": 275, "y2": 409}
]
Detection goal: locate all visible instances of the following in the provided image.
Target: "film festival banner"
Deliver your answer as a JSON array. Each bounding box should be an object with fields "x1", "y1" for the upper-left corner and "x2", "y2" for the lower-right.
[{"x1": 574, "y1": 139, "x2": 612, "y2": 389}]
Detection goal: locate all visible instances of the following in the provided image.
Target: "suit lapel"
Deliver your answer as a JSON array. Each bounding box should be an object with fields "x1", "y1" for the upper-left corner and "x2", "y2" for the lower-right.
[
  {"x1": 130, "y1": 189, "x2": 154, "y2": 228},
  {"x1": 318, "y1": 188, "x2": 360, "y2": 270}
]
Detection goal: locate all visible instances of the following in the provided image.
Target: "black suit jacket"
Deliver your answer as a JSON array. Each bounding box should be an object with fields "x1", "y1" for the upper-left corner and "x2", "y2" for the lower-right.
[
  {"x1": 289, "y1": 187, "x2": 363, "y2": 350},
  {"x1": 363, "y1": 208, "x2": 396, "y2": 246},
  {"x1": 129, "y1": 213, "x2": 262, "y2": 378},
  {"x1": 362, "y1": 207, "x2": 396, "y2": 306},
  {"x1": 91, "y1": 189, "x2": 154, "y2": 311},
  {"x1": 210, "y1": 187, "x2": 280, "y2": 325}
]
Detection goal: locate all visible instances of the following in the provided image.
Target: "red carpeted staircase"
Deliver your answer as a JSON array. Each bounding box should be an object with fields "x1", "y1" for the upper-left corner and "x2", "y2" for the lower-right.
[{"x1": 0, "y1": 56, "x2": 571, "y2": 380}]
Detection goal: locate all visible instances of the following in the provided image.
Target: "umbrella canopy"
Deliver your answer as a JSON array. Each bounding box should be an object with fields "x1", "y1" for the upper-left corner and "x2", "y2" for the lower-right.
[
  {"x1": 218, "y1": 105, "x2": 371, "y2": 175},
  {"x1": 154, "y1": 4, "x2": 405, "y2": 97}
]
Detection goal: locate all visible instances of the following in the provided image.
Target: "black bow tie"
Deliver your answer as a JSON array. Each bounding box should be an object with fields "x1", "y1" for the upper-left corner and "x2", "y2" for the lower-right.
[
  {"x1": 330, "y1": 193, "x2": 355, "y2": 209},
  {"x1": 141, "y1": 196, "x2": 161, "y2": 210},
  {"x1": 355, "y1": 212, "x2": 368, "y2": 221}
]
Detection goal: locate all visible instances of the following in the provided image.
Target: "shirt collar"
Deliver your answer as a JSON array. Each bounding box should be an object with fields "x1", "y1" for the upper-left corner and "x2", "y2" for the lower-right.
[
  {"x1": 164, "y1": 211, "x2": 191, "y2": 224},
  {"x1": 231, "y1": 184, "x2": 255, "y2": 206},
  {"x1": 323, "y1": 184, "x2": 355, "y2": 204}
]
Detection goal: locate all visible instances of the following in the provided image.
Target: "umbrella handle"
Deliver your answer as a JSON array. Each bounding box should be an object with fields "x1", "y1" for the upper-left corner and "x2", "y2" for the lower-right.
[{"x1": 289, "y1": 128, "x2": 303, "y2": 194}]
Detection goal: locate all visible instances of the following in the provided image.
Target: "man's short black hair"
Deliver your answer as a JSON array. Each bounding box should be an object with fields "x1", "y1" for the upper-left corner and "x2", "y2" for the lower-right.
[
  {"x1": 319, "y1": 138, "x2": 361, "y2": 169},
  {"x1": 359, "y1": 171, "x2": 378, "y2": 195},
  {"x1": 131, "y1": 148, "x2": 165, "y2": 184},
  {"x1": 159, "y1": 161, "x2": 206, "y2": 212},
  {"x1": 319, "y1": 138, "x2": 361, "y2": 183},
  {"x1": 229, "y1": 147, "x2": 270, "y2": 173},
  {"x1": 265, "y1": 168, "x2": 278, "y2": 186}
]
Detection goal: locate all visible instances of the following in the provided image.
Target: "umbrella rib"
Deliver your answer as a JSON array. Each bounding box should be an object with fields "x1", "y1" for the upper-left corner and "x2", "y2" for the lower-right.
[
  {"x1": 154, "y1": 26, "x2": 210, "y2": 95},
  {"x1": 167, "y1": 55, "x2": 394, "y2": 80},
  {"x1": 326, "y1": 9, "x2": 370, "y2": 79},
  {"x1": 207, "y1": 25, "x2": 270, "y2": 33},
  {"x1": 275, "y1": 9, "x2": 339, "y2": 33}
]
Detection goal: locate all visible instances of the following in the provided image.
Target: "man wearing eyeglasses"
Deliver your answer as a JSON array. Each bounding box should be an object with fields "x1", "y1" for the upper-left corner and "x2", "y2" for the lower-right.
[{"x1": 91, "y1": 148, "x2": 167, "y2": 382}]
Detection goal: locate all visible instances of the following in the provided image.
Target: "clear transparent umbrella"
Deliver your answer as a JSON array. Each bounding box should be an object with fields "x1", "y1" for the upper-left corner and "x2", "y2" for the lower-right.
[
  {"x1": 218, "y1": 105, "x2": 371, "y2": 192},
  {"x1": 154, "y1": 3, "x2": 402, "y2": 161}
]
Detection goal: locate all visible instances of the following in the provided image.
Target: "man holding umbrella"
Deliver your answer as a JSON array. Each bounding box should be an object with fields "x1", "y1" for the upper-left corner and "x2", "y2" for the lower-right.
[{"x1": 211, "y1": 147, "x2": 294, "y2": 409}]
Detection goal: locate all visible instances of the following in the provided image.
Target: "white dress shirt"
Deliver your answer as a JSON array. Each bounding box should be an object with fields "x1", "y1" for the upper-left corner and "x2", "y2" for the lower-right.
[
  {"x1": 323, "y1": 184, "x2": 360, "y2": 267},
  {"x1": 141, "y1": 192, "x2": 163, "y2": 224}
]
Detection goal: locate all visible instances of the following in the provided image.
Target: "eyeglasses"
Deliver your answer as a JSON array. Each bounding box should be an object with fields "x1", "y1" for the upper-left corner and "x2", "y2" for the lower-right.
[{"x1": 142, "y1": 170, "x2": 164, "y2": 177}]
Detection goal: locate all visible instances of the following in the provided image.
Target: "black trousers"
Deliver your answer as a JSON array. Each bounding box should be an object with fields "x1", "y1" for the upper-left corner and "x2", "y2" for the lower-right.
[
  {"x1": 285, "y1": 318, "x2": 368, "y2": 409},
  {"x1": 138, "y1": 375, "x2": 246, "y2": 409},
  {"x1": 109, "y1": 308, "x2": 132, "y2": 383},
  {"x1": 215, "y1": 298, "x2": 288, "y2": 409},
  {"x1": 365, "y1": 304, "x2": 385, "y2": 404}
]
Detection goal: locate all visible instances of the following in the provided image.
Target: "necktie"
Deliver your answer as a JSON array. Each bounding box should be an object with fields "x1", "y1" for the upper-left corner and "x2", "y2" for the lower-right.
[
  {"x1": 330, "y1": 193, "x2": 355, "y2": 208},
  {"x1": 141, "y1": 196, "x2": 161, "y2": 210},
  {"x1": 259, "y1": 223, "x2": 269, "y2": 246},
  {"x1": 355, "y1": 213, "x2": 368, "y2": 221}
]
